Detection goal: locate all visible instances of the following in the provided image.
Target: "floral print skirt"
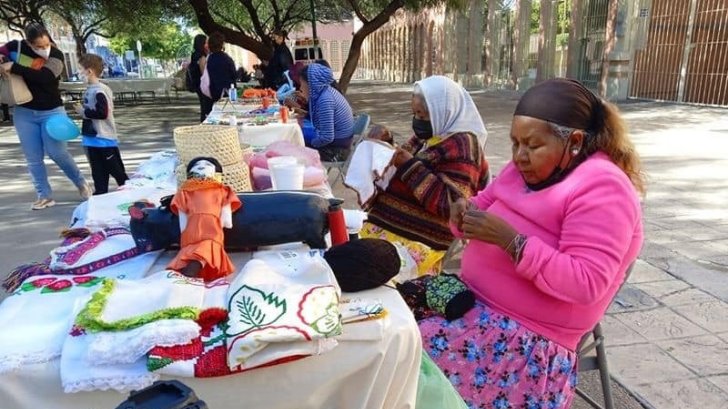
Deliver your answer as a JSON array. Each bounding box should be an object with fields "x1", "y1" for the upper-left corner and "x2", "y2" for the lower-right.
[{"x1": 419, "y1": 301, "x2": 577, "y2": 409}]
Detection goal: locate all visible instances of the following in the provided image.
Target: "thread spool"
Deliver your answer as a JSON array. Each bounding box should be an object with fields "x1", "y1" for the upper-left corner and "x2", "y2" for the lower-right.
[{"x1": 328, "y1": 202, "x2": 349, "y2": 246}]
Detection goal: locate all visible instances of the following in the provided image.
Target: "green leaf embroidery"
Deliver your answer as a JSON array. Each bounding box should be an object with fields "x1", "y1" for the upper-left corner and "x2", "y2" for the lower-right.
[
  {"x1": 19, "y1": 282, "x2": 38, "y2": 292},
  {"x1": 77, "y1": 277, "x2": 103, "y2": 287},
  {"x1": 147, "y1": 357, "x2": 173, "y2": 372},
  {"x1": 227, "y1": 285, "x2": 286, "y2": 336},
  {"x1": 41, "y1": 285, "x2": 72, "y2": 294}
]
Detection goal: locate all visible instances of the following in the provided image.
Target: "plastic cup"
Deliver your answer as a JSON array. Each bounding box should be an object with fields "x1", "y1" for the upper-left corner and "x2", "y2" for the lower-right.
[{"x1": 270, "y1": 163, "x2": 305, "y2": 190}]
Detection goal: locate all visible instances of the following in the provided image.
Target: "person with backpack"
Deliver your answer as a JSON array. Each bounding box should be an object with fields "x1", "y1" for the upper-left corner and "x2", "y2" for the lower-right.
[{"x1": 187, "y1": 34, "x2": 208, "y2": 122}]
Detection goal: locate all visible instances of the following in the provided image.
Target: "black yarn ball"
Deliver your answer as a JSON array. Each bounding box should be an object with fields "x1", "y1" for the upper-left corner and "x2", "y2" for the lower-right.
[{"x1": 324, "y1": 238, "x2": 401, "y2": 292}]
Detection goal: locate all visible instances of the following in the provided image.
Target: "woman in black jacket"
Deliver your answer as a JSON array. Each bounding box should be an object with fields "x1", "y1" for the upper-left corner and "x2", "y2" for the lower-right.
[
  {"x1": 264, "y1": 30, "x2": 293, "y2": 89},
  {"x1": 200, "y1": 32, "x2": 236, "y2": 120},
  {"x1": 189, "y1": 34, "x2": 208, "y2": 122}
]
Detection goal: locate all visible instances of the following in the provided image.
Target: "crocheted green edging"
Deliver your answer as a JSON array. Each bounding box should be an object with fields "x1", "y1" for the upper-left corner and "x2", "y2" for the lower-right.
[{"x1": 75, "y1": 278, "x2": 200, "y2": 332}]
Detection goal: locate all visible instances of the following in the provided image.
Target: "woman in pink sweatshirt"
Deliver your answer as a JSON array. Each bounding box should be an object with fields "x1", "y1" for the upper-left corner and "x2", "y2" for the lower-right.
[{"x1": 418, "y1": 78, "x2": 644, "y2": 408}]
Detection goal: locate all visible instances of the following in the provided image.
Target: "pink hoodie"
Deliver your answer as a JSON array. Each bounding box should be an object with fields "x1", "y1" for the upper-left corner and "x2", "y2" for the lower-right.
[{"x1": 454, "y1": 152, "x2": 643, "y2": 350}]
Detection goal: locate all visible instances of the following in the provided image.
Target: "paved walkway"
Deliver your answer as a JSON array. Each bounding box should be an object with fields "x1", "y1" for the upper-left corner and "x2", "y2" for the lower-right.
[{"x1": 1, "y1": 82, "x2": 727, "y2": 408}]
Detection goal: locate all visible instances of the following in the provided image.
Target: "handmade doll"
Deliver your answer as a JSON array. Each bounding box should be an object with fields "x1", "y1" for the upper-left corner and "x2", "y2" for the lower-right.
[{"x1": 167, "y1": 157, "x2": 241, "y2": 281}]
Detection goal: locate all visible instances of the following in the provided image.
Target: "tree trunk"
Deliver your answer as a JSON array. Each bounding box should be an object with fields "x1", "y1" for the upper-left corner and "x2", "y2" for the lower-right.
[
  {"x1": 188, "y1": 0, "x2": 273, "y2": 61},
  {"x1": 511, "y1": 0, "x2": 531, "y2": 88},
  {"x1": 338, "y1": 32, "x2": 365, "y2": 94},
  {"x1": 338, "y1": 0, "x2": 406, "y2": 94},
  {"x1": 74, "y1": 33, "x2": 87, "y2": 56},
  {"x1": 566, "y1": 0, "x2": 583, "y2": 78},
  {"x1": 536, "y1": 0, "x2": 557, "y2": 82}
]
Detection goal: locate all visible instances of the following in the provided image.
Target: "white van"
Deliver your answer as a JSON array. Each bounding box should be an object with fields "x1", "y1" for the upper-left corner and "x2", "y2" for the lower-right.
[{"x1": 292, "y1": 38, "x2": 323, "y2": 65}]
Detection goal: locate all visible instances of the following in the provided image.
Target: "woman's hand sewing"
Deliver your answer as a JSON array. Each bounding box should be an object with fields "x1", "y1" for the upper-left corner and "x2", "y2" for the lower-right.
[
  {"x1": 392, "y1": 147, "x2": 413, "y2": 167},
  {"x1": 450, "y1": 198, "x2": 476, "y2": 231},
  {"x1": 461, "y1": 210, "x2": 518, "y2": 251}
]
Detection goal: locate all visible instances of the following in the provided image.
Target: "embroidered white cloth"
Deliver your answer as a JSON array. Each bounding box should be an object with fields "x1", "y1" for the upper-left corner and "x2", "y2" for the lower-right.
[
  {"x1": 74, "y1": 271, "x2": 206, "y2": 333},
  {"x1": 49, "y1": 228, "x2": 136, "y2": 271},
  {"x1": 226, "y1": 256, "x2": 341, "y2": 370},
  {"x1": 0, "y1": 275, "x2": 104, "y2": 374},
  {"x1": 85, "y1": 187, "x2": 176, "y2": 229},
  {"x1": 87, "y1": 319, "x2": 201, "y2": 365},
  {"x1": 125, "y1": 149, "x2": 179, "y2": 190},
  {"x1": 343, "y1": 140, "x2": 396, "y2": 207},
  {"x1": 61, "y1": 331, "x2": 158, "y2": 393}
]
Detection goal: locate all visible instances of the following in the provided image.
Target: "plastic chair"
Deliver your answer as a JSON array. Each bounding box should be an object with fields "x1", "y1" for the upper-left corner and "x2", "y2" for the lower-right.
[
  {"x1": 575, "y1": 261, "x2": 636, "y2": 409},
  {"x1": 322, "y1": 113, "x2": 371, "y2": 187}
]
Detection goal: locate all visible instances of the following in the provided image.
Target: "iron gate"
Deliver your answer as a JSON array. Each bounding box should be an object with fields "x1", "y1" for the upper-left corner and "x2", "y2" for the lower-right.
[
  {"x1": 575, "y1": 0, "x2": 611, "y2": 91},
  {"x1": 630, "y1": 0, "x2": 728, "y2": 106}
]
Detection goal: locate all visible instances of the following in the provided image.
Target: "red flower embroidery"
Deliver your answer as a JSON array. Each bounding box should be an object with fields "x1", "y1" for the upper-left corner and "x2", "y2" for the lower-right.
[
  {"x1": 42, "y1": 279, "x2": 73, "y2": 293},
  {"x1": 72, "y1": 276, "x2": 96, "y2": 284},
  {"x1": 29, "y1": 277, "x2": 57, "y2": 287}
]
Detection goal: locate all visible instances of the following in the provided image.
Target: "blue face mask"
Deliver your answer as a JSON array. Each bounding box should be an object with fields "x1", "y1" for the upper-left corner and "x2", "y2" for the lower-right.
[{"x1": 412, "y1": 117, "x2": 433, "y2": 140}]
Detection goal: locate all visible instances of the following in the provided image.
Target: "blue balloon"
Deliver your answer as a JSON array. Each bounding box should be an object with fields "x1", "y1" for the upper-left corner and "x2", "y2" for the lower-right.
[{"x1": 45, "y1": 114, "x2": 80, "y2": 141}]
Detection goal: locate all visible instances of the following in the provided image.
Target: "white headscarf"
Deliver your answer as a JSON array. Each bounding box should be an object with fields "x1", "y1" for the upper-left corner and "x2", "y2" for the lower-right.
[{"x1": 413, "y1": 76, "x2": 488, "y2": 145}]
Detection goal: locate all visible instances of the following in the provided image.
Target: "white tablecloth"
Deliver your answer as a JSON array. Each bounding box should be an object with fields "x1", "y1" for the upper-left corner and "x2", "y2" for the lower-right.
[{"x1": 0, "y1": 251, "x2": 421, "y2": 409}]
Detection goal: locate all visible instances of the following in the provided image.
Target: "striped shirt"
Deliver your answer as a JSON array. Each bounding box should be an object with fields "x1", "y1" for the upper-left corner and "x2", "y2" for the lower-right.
[{"x1": 306, "y1": 64, "x2": 354, "y2": 148}]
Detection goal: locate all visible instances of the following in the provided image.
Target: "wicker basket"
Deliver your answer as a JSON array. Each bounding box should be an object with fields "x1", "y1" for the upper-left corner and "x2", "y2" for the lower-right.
[
  {"x1": 173, "y1": 125, "x2": 243, "y2": 166},
  {"x1": 176, "y1": 162, "x2": 252, "y2": 193}
]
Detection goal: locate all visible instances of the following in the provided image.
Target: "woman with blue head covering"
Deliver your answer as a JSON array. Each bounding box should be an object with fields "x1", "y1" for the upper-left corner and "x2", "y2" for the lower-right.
[{"x1": 298, "y1": 63, "x2": 354, "y2": 161}]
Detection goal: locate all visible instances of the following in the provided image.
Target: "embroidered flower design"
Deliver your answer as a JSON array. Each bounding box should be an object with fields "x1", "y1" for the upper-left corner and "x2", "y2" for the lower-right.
[
  {"x1": 69, "y1": 324, "x2": 86, "y2": 337},
  {"x1": 17, "y1": 275, "x2": 103, "y2": 294},
  {"x1": 29, "y1": 277, "x2": 57, "y2": 288},
  {"x1": 42, "y1": 279, "x2": 73, "y2": 293}
]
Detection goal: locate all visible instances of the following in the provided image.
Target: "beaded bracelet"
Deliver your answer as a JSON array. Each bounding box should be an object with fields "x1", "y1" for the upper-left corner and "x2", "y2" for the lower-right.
[{"x1": 512, "y1": 234, "x2": 528, "y2": 263}]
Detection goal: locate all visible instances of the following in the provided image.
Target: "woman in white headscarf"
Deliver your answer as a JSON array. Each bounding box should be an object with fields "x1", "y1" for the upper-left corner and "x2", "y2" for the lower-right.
[{"x1": 361, "y1": 75, "x2": 490, "y2": 276}]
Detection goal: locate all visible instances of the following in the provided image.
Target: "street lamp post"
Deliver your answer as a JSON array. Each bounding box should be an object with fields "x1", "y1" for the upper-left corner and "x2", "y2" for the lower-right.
[{"x1": 136, "y1": 40, "x2": 142, "y2": 78}]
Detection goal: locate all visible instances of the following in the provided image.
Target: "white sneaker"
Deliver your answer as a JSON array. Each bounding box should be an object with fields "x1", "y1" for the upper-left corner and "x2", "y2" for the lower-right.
[
  {"x1": 78, "y1": 182, "x2": 93, "y2": 200},
  {"x1": 31, "y1": 198, "x2": 56, "y2": 210}
]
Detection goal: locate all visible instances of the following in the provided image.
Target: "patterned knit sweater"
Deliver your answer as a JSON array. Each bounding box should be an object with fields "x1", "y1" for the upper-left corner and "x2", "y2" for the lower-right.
[{"x1": 366, "y1": 132, "x2": 489, "y2": 250}]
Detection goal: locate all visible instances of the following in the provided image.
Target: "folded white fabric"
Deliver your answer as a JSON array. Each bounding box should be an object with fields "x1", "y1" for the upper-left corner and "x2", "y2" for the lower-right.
[
  {"x1": 226, "y1": 257, "x2": 341, "y2": 370},
  {"x1": 0, "y1": 275, "x2": 103, "y2": 374},
  {"x1": 87, "y1": 319, "x2": 201, "y2": 365},
  {"x1": 49, "y1": 227, "x2": 136, "y2": 271},
  {"x1": 343, "y1": 140, "x2": 396, "y2": 207},
  {"x1": 61, "y1": 330, "x2": 158, "y2": 393},
  {"x1": 74, "y1": 270, "x2": 206, "y2": 333},
  {"x1": 85, "y1": 187, "x2": 175, "y2": 228}
]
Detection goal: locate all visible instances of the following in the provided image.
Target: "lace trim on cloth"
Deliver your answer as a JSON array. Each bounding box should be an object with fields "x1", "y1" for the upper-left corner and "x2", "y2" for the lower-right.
[
  {"x1": 75, "y1": 279, "x2": 200, "y2": 332},
  {"x1": 88, "y1": 320, "x2": 201, "y2": 365},
  {"x1": 0, "y1": 349, "x2": 60, "y2": 374},
  {"x1": 63, "y1": 373, "x2": 159, "y2": 394}
]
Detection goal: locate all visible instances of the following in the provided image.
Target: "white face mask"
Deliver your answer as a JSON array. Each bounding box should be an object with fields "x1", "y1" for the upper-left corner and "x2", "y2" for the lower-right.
[
  {"x1": 78, "y1": 70, "x2": 88, "y2": 83},
  {"x1": 31, "y1": 46, "x2": 51, "y2": 59}
]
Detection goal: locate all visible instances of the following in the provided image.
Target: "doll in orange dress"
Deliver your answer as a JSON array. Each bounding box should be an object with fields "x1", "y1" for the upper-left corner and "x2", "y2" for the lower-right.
[{"x1": 168, "y1": 157, "x2": 242, "y2": 281}]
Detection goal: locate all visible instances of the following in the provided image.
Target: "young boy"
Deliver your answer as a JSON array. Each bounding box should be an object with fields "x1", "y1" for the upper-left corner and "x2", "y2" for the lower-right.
[{"x1": 75, "y1": 53, "x2": 128, "y2": 195}]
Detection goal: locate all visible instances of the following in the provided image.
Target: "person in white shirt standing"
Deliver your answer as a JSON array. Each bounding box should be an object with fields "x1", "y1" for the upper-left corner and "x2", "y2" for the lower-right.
[{"x1": 75, "y1": 53, "x2": 128, "y2": 195}]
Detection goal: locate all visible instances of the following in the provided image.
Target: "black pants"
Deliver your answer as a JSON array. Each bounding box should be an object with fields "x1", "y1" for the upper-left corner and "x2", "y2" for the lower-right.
[
  {"x1": 1, "y1": 104, "x2": 10, "y2": 121},
  {"x1": 198, "y1": 91, "x2": 214, "y2": 123},
  {"x1": 84, "y1": 146, "x2": 129, "y2": 195}
]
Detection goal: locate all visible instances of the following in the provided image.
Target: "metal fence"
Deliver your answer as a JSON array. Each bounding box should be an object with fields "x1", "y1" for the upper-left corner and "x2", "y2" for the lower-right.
[{"x1": 630, "y1": 0, "x2": 728, "y2": 106}]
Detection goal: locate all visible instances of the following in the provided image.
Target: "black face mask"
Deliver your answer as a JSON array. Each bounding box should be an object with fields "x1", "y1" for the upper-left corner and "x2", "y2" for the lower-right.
[
  {"x1": 412, "y1": 117, "x2": 433, "y2": 140},
  {"x1": 525, "y1": 142, "x2": 575, "y2": 192}
]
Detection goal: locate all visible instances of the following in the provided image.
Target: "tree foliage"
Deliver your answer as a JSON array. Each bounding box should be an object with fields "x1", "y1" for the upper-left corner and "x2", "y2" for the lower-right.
[
  {"x1": 187, "y1": 0, "x2": 467, "y2": 93},
  {"x1": 110, "y1": 22, "x2": 192, "y2": 61}
]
